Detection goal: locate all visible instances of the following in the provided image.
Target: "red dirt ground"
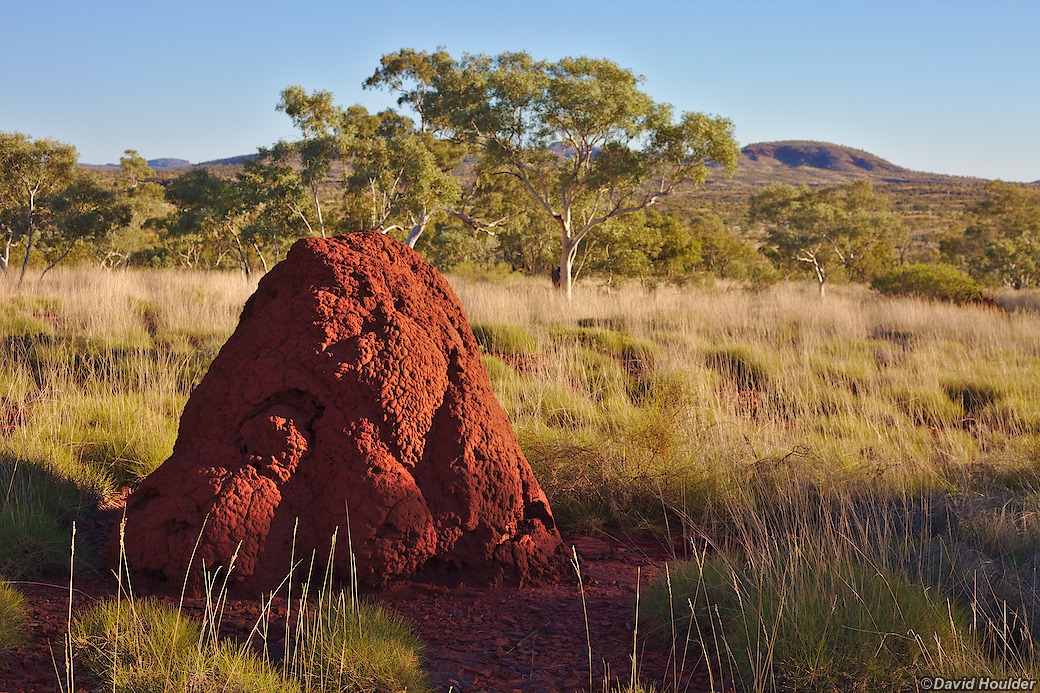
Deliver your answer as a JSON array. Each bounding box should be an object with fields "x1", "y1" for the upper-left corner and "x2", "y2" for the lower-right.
[{"x1": 2, "y1": 513, "x2": 716, "y2": 693}]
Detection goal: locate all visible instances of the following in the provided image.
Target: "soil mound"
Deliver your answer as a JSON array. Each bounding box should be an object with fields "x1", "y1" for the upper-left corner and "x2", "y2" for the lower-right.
[{"x1": 115, "y1": 232, "x2": 566, "y2": 593}]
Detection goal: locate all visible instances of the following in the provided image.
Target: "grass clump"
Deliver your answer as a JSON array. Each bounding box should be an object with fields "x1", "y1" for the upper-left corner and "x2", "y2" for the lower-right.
[
  {"x1": 891, "y1": 385, "x2": 964, "y2": 429},
  {"x1": 470, "y1": 322, "x2": 539, "y2": 356},
  {"x1": 292, "y1": 591, "x2": 430, "y2": 693},
  {"x1": 553, "y1": 325, "x2": 658, "y2": 373},
  {"x1": 643, "y1": 535, "x2": 980, "y2": 691},
  {"x1": 73, "y1": 594, "x2": 430, "y2": 693},
  {"x1": 0, "y1": 580, "x2": 27, "y2": 654},
  {"x1": 0, "y1": 458, "x2": 92, "y2": 579},
  {"x1": 74, "y1": 598, "x2": 298, "y2": 693},
  {"x1": 704, "y1": 346, "x2": 771, "y2": 391},
  {"x1": 944, "y1": 378, "x2": 1002, "y2": 417}
]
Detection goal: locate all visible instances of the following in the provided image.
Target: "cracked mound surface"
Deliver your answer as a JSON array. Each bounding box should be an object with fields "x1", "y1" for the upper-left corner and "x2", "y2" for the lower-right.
[{"x1": 115, "y1": 232, "x2": 566, "y2": 593}]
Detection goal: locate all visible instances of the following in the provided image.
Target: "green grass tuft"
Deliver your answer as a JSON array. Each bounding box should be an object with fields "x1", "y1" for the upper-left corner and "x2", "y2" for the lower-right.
[
  {"x1": 470, "y1": 322, "x2": 539, "y2": 356},
  {"x1": 292, "y1": 592, "x2": 430, "y2": 693},
  {"x1": 0, "y1": 458, "x2": 93, "y2": 579},
  {"x1": 0, "y1": 580, "x2": 27, "y2": 654},
  {"x1": 704, "y1": 345, "x2": 771, "y2": 391},
  {"x1": 74, "y1": 598, "x2": 299, "y2": 693}
]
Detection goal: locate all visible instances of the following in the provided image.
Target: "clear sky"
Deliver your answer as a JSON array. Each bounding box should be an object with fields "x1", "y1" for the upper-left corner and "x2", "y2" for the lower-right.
[{"x1": 1, "y1": 0, "x2": 1036, "y2": 181}]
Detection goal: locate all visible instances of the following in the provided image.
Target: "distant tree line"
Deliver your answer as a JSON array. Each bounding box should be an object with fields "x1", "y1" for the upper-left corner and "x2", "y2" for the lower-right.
[{"x1": 1, "y1": 50, "x2": 1038, "y2": 296}]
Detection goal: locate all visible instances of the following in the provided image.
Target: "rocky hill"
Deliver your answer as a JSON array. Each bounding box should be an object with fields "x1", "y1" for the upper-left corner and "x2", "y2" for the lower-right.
[{"x1": 727, "y1": 141, "x2": 975, "y2": 188}]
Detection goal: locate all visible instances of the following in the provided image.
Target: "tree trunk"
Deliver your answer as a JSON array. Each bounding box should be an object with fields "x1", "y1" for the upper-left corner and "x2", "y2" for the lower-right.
[
  {"x1": 228, "y1": 227, "x2": 251, "y2": 279},
  {"x1": 0, "y1": 231, "x2": 10, "y2": 278},
  {"x1": 253, "y1": 242, "x2": 269, "y2": 273},
  {"x1": 41, "y1": 242, "x2": 77, "y2": 280},
  {"x1": 405, "y1": 214, "x2": 429, "y2": 248},
  {"x1": 312, "y1": 183, "x2": 326, "y2": 239},
  {"x1": 558, "y1": 240, "x2": 576, "y2": 299},
  {"x1": 18, "y1": 192, "x2": 37, "y2": 285}
]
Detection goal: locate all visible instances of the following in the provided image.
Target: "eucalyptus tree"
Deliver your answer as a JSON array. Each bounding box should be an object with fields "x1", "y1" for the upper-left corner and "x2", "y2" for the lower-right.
[
  {"x1": 38, "y1": 172, "x2": 130, "y2": 277},
  {"x1": 339, "y1": 105, "x2": 467, "y2": 247},
  {"x1": 0, "y1": 132, "x2": 78, "y2": 282},
  {"x1": 751, "y1": 180, "x2": 903, "y2": 296},
  {"x1": 161, "y1": 168, "x2": 256, "y2": 276},
  {"x1": 366, "y1": 49, "x2": 740, "y2": 296},
  {"x1": 941, "y1": 181, "x2": 1040, "y2": 288},
  {"x1": 274, "y1": 86, "x2": 346, "y2": 238},
  {"x1": 119, "y1": 149, "x2": 154, "y2": 189},
  {"x1": 238, "y1": 155, "x2": 315, "y2": 267},
  {"x1": 96, "y1": 149, "x2": 165, "y2": 268}
]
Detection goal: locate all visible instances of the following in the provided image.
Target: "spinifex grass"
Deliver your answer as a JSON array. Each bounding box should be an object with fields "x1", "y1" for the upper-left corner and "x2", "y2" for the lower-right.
[
  {"x1": 5, "y1": 268, "x2": 1040, "y2": 688},
  {"x1": 0, "y1": 578, "x2": 27, "y2": 654},
  {"x1": 72, "y1": 518, "x2": 429, "y2": 692}
]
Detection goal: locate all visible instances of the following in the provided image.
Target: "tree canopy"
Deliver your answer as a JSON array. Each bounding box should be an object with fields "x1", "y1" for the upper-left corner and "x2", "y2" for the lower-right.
[
  {"x1": 366, "y1": 49, "x2": 740, "y2": 296},
  {"x1": 751, "y1": 180, "x2": 904, "y2": 296},
  {"x1": 0, "y1": 132, "x2": 79, "y2": 282}
]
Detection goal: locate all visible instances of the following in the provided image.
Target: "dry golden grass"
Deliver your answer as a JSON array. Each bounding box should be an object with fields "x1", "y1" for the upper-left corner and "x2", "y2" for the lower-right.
[{"x1": 4, "y1": 267, "x2": 1040, "y2": 689}]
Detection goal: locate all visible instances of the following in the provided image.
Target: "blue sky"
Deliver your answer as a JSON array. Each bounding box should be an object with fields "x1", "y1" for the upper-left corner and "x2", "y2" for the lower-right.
[{"x1": 1, "y1": 0, "x2": 1036, "y2": 181}]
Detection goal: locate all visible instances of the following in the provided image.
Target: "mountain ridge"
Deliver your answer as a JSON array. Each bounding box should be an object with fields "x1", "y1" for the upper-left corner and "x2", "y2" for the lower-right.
[{"x1": 81, "y1": 141, "x2": 1029, "y2": 187}]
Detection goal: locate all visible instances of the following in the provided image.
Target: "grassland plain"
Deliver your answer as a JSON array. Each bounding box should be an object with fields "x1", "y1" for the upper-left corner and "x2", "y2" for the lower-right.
[{"x1": 3, "y1": 267, "x2": 1040, "y2": 690}]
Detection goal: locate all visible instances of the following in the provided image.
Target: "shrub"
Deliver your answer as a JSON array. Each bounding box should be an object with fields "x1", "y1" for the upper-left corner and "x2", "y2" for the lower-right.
[{"x1": 871, "y1": 263, "x2": 984, "y2": 303}]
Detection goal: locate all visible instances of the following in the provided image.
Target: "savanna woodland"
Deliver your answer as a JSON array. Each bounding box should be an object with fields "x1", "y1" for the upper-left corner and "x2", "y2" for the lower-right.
[{"x1": 3, "y1": 49, "x2": 1040, "y2": 692}]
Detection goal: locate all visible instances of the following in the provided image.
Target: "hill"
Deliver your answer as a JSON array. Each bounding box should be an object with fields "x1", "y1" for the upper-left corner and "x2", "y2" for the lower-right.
[
  {"x1": 727, "y1": 141, "x2": 976, "y2": 188},
  {"x1": 196, "y1": 154, "x2": 259, "y2": 167},
  {"x1": 147, "y1": 158, "x2": 192, "y2": 170}
]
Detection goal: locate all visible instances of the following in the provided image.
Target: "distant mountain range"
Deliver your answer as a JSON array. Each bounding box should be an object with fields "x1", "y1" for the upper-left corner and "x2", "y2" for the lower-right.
[
  {"x1": 82, "y1": 154, "x2": 258, "y2": 172},
  {"x1": 83, "y1": 142, "x2": 1027, "y2": 186}
]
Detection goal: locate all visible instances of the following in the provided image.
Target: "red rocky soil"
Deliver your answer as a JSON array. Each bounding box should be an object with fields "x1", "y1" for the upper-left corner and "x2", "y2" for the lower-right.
[{"x1": 2, "y1": 511, "x2": 715, "y2": 692}]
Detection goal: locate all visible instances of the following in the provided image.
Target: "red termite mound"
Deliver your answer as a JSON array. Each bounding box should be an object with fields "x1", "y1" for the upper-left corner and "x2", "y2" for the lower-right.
[{"x1": 114, "y1": 232, "x2": 566, "y2": 593}]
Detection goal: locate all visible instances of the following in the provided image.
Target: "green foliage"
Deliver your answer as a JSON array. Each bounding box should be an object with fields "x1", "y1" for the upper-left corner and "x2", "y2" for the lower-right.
[
  {"x1": 162, "y1": 167, "x2": 275, "y2": 275},
  {"x1": 0, "y1": 580, "x2": 27, "y2": 654},
  {"x1": 367, "y1": 48, "x2": 739, "y2": 295},
  {"x1": 580, "y1": 210, "x2": 716, "y2": 286},
  {"x1": 941, "y1": 181, "x2": 1040, "y2": 288},
  {"x1": 339, "y1": 106, "x2": 464, "y2": 247},
  {"x1": 752, "y1": 180, "x2": 904, "y2": 294},
  {"x1": 38, "y1": 172, "x2": 132, "y2": 276},
  {"x1": 0, "y1": 131, "x2": 80, "y2": 281},
  {"x1": 415, "y1": 222, "x2": 501, "y2": 272},
  {"x1": 871, "y1": 262, "x2": 984, "y2": 303}
]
